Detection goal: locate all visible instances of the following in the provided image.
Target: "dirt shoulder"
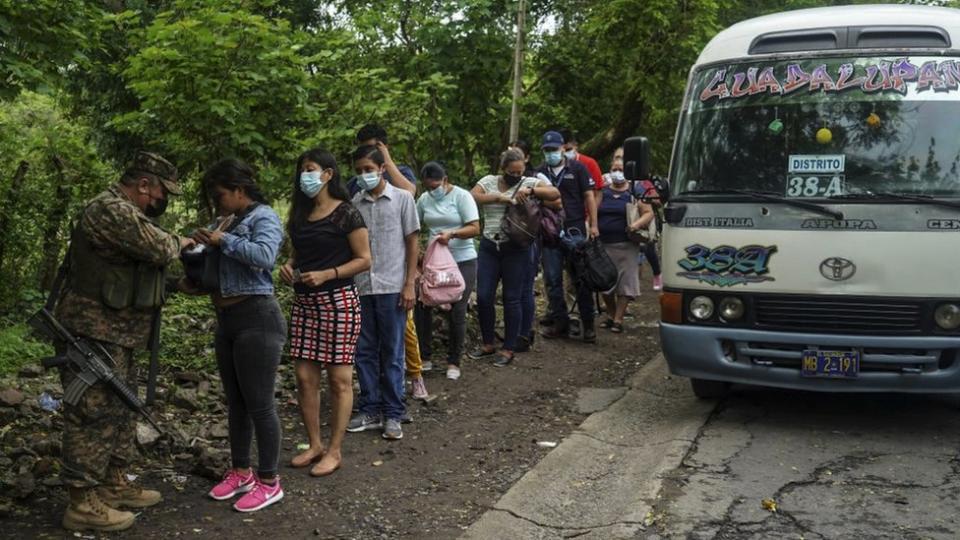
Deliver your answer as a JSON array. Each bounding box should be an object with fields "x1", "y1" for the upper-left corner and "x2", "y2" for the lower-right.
[{"x1": 2, "y1": 286, "x2": 661, "y2": 540}]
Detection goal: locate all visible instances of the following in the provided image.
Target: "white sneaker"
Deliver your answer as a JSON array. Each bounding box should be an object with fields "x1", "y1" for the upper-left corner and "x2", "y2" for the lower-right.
[
  {"x1": 446, "y1": 365, "x2": 461, "y2": 380},
  {"x1": 421, "y1": 360, "x2": 434, "y2": 372},
  {"x1": 411, "y1": 376, "x2": 429, "y2": 400}
]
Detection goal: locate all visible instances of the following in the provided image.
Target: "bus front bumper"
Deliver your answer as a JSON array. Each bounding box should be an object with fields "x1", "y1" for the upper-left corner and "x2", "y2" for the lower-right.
[{"x1": 660, "y1": 323, "x2": 960, "y2": 393}]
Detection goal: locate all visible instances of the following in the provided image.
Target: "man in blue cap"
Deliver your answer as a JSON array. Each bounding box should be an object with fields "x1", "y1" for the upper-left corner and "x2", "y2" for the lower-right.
[{"x1": 535, "y1": 130, "x2": 599, "y2": 343}]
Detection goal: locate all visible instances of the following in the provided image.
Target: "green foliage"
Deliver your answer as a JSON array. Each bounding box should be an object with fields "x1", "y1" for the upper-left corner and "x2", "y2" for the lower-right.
[
  {"x1": 0, "y1": 92, "x2": 115, "y2": 307},
  {"x1": 0, "y1": 0, "x2": 108, "y2": 98},
  {"x1": 0, "y1": 323, "x2": 53, "y2": 375}
]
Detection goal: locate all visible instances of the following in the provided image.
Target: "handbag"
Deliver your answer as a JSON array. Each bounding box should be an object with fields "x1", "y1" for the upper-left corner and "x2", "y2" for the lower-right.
[
  {"x1": 499, "y1": 179, "x2": 541, "y2": 247},
  {"x1": 539, "y1": 204, "x2": 564, "y2": 248},
  {"x1": 626, "y1": 196, "x2": 656, "y2": 244}
]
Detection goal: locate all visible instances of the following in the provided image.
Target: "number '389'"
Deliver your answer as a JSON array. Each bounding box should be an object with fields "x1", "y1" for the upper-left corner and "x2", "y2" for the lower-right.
[{"x1": 678, "y1": 244, "x2": 777, "y2": 275}]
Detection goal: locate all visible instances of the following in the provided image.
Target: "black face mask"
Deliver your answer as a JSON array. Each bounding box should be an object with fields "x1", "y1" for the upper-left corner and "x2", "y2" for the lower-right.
[
  {"x1": 504, "y1": 173, "x2": 522, "y2": 187},
  {"x1": 145, "y1": 196, "x2": 168, "y2": 218}
]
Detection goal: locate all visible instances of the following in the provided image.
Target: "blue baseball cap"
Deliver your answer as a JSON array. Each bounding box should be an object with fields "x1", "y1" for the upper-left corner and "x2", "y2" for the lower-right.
[{"x1": 541, "y1": 131, "x2": 564, "y2": 149}]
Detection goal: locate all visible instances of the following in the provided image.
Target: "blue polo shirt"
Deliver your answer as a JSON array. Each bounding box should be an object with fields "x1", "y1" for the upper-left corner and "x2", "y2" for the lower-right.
[{"x1": 535, "y1": 159, "x2": 594, "y2": 226}]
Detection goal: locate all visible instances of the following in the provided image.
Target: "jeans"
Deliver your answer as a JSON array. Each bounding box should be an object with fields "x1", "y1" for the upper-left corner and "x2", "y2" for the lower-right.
[
  {"x1": 477, "y1": 238, "x2": 527, "y2": 351},
  {"x1": 542, "y1": 226, "x2": 595, "y2": 328},
  {"x1": 214, "y1": 296, "x2": 286, "y2": 478},
  {"x1": 642, "y1": 241, "x2": 661, "y2": 276},
  {"x1": 520, "y1": 242, "x2": 540, "y2": 339},
  {"x1": 356, "y1": 293, "x2": 406, "y2": 420},
  {"x1": 415, "y1": 258, "x2": 477, "y2": 366}
]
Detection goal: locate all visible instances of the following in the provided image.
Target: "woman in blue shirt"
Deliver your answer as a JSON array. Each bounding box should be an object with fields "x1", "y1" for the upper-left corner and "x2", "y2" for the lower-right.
[
  {"x1": 597, "y1": 172, "x2": 654, "y2": 333},
  {"x1": 189, "y1": 159, "x2": 287, "y2": 513},
  {"x1": 413, "y1": 162, "x2": 480, "y2": 380}
]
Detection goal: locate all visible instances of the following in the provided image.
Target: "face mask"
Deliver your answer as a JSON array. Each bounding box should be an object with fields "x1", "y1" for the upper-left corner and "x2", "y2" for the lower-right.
[
  {"x1": 358, "y1": 171, "x2": 381, "y2": 191},
  {"x1": 299, "y1": 171, "x2": 324, "y2": 198},
  {"x1": 503, "y1": 174, "x2": 522, "y2": 187},
  {"x1": 145, "y1": 197, "x2": 168, "y2": 218},
  {"x1": 429, "y1": 184, "x2": 447, "y2": 200},
  {"x1": 563, "y1": 150, "x2": 577, "y2": 161},
  {"x1": 544, "y1": 151, "x2": 562, "y2": 167},
  {"x1": 610, "y1": 171, "x2": 626, "y2": 184}
]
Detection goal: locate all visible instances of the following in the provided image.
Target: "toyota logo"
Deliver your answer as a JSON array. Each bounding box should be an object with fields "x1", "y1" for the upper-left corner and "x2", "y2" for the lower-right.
[{"x1": 820, "y1": 257, "x2": 856, "y2": 281}]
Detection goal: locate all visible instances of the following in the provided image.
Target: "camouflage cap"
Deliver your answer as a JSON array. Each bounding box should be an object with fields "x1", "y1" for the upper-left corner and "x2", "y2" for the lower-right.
[{"x1": 129, "y1": 151, "x2": 182, "y2": 195}]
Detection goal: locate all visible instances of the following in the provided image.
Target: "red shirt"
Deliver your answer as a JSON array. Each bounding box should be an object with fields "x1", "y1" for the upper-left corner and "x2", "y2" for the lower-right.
[{"x1": 576, "y1": 153, "x2": 604, "y2": 190}]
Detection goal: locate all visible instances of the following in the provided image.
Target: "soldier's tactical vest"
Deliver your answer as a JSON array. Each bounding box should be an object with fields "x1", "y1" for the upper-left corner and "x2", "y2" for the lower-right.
[{"x1": 67, "y1": 225, "x2": 167, "y2": 310}]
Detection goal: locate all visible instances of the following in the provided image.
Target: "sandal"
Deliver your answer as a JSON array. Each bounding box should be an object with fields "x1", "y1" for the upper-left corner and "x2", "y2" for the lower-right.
[
  {"x1": 610, "y1": 322, "x2": 624, "y2": 333},
  {"x1": 309, "y1": 457, "x2": 341, "y2": 477},
  {"x1": 290, "y1": 447, "x2": 325, "y2": 468},
  {"x1": 600, "y1": 318, "x2": 615, "y2": 329},
  {"x1": 467, "y1": 346, "x2": 496, "y2": 360},
  {"x1": 492, "y1": 352, "x2": 514, "y2": 368}
]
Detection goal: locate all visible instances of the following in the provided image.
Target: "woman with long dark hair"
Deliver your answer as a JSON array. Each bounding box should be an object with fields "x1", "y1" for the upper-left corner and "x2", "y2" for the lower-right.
[
  {"x1": 280, "y1": 148, "x2": 370, "y2": 476},
  {"x1": 191, "y1": 159, "x2": 286, "y2": 512}
]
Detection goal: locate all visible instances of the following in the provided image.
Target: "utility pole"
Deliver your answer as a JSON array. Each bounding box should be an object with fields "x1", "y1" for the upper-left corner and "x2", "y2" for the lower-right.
[{"x1": 508, "y1": 0, "x2": 526, "y2": 143}]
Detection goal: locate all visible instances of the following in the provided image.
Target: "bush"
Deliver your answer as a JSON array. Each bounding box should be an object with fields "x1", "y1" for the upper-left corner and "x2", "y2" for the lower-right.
[{"x1": 0, "y1": 323, "x2": 53, "y2": 375}]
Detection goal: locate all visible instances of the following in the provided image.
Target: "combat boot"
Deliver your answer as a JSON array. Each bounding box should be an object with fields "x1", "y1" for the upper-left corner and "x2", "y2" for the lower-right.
[
  {"x1": 97, "y1": 467, "x2": 163, "y2": 509},
  {"x1": 62, "y1": 487, "x2": 136, "y2": 532}
]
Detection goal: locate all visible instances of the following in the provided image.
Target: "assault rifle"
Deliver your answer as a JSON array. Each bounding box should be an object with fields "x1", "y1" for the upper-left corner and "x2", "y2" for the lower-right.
[{"x1": 28, "y1": 308, "x2": 164, "y2": 435}]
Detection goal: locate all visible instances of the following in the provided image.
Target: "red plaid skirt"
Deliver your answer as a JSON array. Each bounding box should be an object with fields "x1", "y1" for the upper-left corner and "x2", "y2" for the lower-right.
[{"x1": 289, "y1": 285, "x2": 361, "y2": 364}]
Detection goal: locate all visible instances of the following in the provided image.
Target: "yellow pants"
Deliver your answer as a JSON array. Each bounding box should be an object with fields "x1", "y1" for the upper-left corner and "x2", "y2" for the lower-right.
[{"x1": 404, "y1": 310, "x2": 422, "y2": 378}]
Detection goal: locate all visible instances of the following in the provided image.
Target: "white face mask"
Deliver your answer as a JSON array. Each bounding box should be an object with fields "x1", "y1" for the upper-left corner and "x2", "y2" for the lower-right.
[
  {"x1": 609, "y1": 171, "x2": 626, "y2": 184},
  {"x1": 563, "y1": 150, "x2": 577, "y2": 161}
]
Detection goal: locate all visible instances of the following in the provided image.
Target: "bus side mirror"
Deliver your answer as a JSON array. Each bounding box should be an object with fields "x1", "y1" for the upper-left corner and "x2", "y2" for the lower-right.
[{"x1": 623, "y1": 136, "x2": 650, "y2": 181}]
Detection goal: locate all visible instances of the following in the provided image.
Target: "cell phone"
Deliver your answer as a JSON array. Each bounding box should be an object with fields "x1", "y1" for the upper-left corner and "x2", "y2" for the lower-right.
[{"x1": 292, "y1": 268, "x2": 302, "y2": 283}]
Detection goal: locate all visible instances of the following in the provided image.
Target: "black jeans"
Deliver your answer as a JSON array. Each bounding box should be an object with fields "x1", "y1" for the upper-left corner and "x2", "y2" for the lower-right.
[
  {"x1": 214, "y1": 295, "x2": 286, "y2": 478},
  {"x1": 415, "y1": 258, "x2": 477, "y2": 366},
  {"x1": 642, "y1": 242, "x2": 661, "y2": 276}
]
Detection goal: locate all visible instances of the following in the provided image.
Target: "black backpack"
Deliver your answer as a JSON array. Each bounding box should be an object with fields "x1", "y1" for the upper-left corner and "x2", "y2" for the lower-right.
[{"x1": 571, "y1": 238, "x2": 619, "y2": 293}]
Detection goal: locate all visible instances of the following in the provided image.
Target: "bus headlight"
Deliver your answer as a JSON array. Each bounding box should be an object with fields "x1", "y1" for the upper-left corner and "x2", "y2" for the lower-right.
[
  {"x1": 719, "y1": 297, "x2": 745, "y2": 322},
  {"x1": 689, "y1": 296, "x2": 715, "y2": 321},
  {"x1": 935, "y1": 304, "x2": 960, "y2": 330}
]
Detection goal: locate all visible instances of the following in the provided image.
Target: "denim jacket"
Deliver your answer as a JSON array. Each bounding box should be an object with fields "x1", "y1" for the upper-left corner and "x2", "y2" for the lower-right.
[{"x1": 218, "y1": 203, "x2": 283, "y2": 297}]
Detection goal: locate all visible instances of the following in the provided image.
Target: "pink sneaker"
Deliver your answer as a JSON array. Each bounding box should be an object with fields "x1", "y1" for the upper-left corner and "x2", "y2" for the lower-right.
[
  {"x1": 233, "y1": 478, "x2": 284, "y2": 513},
  {"x1": 652, "y1": 275, "x2": 663, "y2": 291},
  {"x1": 208, "y1": 469, "x2": 255, "y2": 501}
]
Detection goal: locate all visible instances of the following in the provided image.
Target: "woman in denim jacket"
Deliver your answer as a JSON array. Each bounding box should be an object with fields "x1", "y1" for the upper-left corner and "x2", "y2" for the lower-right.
[{"x1": 187, "y1": 159, "x2": 287, "y2": 513}]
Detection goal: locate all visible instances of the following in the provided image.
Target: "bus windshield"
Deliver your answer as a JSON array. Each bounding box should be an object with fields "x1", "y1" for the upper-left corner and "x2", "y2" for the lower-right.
[{"x1": 673, "y1": 56, "x2": 960, "y2": 200}]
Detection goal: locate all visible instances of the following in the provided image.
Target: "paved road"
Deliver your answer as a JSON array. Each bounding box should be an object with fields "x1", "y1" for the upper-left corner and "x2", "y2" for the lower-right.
[
  {"x1": 464, "y1": 357, "x2": 960, "y2": 539},
  {"x1": 648, "y1": 384, "x2": 960, "y2": 539}
]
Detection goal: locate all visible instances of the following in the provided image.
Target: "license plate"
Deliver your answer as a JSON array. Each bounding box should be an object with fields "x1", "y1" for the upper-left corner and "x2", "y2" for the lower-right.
[{"x1": 801, "y1": 350, "x2": 859, "y2": 378}]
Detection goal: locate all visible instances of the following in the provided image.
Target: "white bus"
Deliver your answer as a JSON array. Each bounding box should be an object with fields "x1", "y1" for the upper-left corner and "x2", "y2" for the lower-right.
[{"x1": 624, "y1": 4, "x2": 960, "y2": 397}]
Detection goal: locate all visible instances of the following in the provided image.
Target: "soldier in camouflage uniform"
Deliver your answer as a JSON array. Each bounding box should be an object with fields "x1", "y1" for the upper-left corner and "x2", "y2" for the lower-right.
[{"x1": 54, "y1": 151, "x2": 193, "y2": 532}]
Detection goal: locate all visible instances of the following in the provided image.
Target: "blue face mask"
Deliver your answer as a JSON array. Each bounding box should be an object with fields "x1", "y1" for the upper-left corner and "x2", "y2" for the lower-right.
[
  {"x1": 429, "y1": 184, "x2": 447, "y2": 200},
  {"x1": 544, "y1": 151, "x2": 562, "y2": 167},
  {"x1": 358, "y1": 171, "x2": 381, "y2": 191},
  {"x1": 563, "y1": 150, "x2": 577, "y2": 161},
  {"x1": 299, "y1": 171, "x2": 324, "y2": 198}
]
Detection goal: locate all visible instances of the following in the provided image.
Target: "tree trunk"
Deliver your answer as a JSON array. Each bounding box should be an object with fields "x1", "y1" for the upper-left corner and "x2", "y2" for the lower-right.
[
  {"x1": 0, "y1": 161, "x2": 30, "y2": 273},
  {"x1": 40, "y1": 155, "x2": 72, "y2": 290},
  {"x1": 580, "y1": 87, "x2": 647, "y2": 162}
]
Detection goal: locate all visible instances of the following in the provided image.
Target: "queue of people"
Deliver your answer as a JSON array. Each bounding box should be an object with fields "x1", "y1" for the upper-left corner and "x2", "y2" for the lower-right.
[{"x1": 52, "y1": 126, "x2": 663, "y2": 532}]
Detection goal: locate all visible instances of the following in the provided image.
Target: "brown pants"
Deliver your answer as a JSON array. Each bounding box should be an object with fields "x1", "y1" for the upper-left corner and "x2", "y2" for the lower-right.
[{"x1": 59, "y1": 340, "x2": 137, "y2": 488}]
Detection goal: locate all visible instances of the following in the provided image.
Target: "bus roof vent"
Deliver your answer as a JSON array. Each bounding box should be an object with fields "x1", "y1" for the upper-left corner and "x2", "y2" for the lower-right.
[
  {"x1": 850, "y1": 26, "x2": 950, "y2": 49},
  {"x1": 749, "y1": 26, "x2": 950, "y2": 55},
  {"x1": 749, "y1": 28, "x2": 844, "y2": 54}
]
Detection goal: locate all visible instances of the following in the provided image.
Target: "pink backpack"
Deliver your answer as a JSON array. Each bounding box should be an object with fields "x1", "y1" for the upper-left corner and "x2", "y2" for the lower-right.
[{"x1": 420, "y1": 238, "x2": 466, "y2": 307}]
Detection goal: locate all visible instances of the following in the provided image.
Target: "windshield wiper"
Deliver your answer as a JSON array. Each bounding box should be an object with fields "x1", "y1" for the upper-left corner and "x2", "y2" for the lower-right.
[
  {"x1": 678, "y1": 189, "x2": 844, "y2": 220},
  {"x1": 828, "y1": 192, "x2": 960, "y2": 212}
]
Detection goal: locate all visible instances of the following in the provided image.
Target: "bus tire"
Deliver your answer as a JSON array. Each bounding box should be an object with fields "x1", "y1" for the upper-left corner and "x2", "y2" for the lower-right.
[{"x1": 690, "y1": 378, "x2": 729, "y2": 399}]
